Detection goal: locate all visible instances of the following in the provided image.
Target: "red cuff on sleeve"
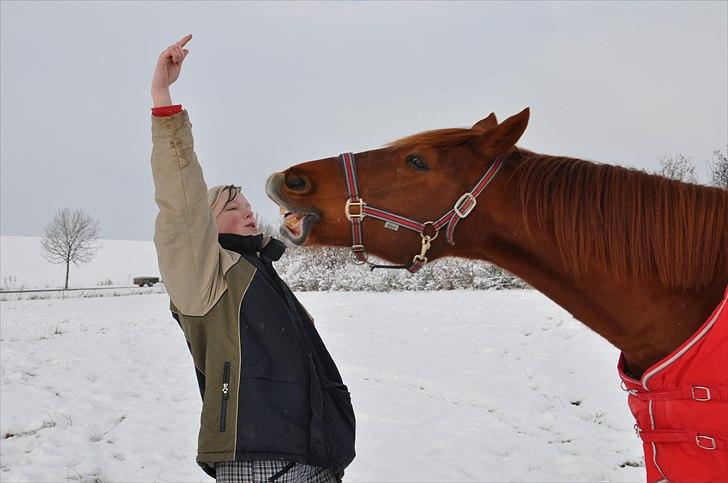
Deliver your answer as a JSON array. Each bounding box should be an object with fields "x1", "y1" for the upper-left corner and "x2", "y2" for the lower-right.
[{"x1": 151, "y1": 104, "x2": 183, "y2": 117}]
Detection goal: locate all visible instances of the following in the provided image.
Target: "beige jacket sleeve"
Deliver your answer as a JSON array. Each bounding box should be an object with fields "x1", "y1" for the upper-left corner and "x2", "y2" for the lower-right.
[{"x1": 150, "y1": 110, "x2": 240, "y2": 316}]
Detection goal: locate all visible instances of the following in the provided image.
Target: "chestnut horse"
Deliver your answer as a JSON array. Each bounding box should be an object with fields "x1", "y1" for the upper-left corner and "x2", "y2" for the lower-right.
[{"x1": 266, "y1": 108, "x2": 728, "y2": 479}]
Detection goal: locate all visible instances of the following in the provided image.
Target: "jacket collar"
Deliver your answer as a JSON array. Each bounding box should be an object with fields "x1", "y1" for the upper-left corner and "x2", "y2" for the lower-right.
[{"x1": 218, "y1": 233, "x2": 286, "y2": 261}]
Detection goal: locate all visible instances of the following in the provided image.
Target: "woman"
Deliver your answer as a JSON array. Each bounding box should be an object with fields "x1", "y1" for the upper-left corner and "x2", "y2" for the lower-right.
[{"x1": 150, "y1": 34, "x2": 355, "y2": 482}]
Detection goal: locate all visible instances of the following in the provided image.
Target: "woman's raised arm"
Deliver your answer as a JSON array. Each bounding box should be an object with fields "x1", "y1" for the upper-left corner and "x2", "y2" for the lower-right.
[{"x1": 149, "y1": 35, "x2": 239, "y2": 317}]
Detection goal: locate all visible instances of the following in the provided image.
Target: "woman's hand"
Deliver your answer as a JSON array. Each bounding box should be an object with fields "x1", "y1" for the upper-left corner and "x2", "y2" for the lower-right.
[{"x1": 151, "y1": 34, "x2": 193, "y2": 107}]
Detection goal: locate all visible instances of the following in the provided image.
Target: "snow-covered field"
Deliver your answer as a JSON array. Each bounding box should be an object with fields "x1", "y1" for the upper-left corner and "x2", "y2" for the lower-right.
[
  {"x1": 1, "y1": 236, "x2": 644, "y2": 481},
  {"x1": 1, "y1": 290, "x2": 644, "y2": 482}
]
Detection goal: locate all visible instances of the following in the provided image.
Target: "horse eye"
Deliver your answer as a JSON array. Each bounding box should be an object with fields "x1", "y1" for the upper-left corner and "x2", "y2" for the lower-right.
[{"x1": 407, "y1": 155, "x2": 429, "y2": 171}]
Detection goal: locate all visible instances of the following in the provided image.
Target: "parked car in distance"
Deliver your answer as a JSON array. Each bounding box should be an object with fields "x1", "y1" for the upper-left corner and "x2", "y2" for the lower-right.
[{"x1": 133, "y1": 276, "x2": 160, "y2": 287}]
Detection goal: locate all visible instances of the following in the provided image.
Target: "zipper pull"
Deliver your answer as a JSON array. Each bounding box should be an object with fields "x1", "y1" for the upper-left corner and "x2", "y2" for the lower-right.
[{"x1": 222, "y1": 361, "x2": 231, "y2": 400}]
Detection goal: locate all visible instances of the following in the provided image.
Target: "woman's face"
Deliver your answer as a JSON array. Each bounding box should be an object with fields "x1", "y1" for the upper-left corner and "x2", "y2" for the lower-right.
[{"x1": 214, "y1": 190, "x2": 258, "y2": 236}]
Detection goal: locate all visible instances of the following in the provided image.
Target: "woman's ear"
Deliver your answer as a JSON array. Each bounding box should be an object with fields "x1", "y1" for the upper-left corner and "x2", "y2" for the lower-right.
[{"x1": 476, "y1": 107, "x2": 529, "y2": 158}]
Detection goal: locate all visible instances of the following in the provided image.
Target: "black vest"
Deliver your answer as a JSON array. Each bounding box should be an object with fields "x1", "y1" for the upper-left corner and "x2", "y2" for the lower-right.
[{"x1": 217, "y1": 234, "x2": 355, "y2": 473}]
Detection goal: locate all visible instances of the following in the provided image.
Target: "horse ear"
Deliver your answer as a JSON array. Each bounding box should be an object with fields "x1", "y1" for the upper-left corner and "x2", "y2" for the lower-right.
[
  {"x1": 472, "y1": 113, "x2": 498, "y2": 132},
  {"x1": 476, "y1": 107, "x2": 530, "y2": 157}
]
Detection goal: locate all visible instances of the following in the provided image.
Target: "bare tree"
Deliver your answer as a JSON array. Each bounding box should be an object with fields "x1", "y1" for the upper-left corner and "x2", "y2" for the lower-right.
[
  {"x1": 656, "y1": 152, "x2": 697, "y2": 183},
  {"x1": 708, "y1": 148, "x2": 728, "y2": 189},
  {"x1": 41, "y1": 208, "x2": 100, "y2": 289}
]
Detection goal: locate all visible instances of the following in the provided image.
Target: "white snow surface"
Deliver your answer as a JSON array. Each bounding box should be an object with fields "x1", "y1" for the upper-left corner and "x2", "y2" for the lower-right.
[{"x1": 1, "y1": 290, "x2": 645, "y2": 482}]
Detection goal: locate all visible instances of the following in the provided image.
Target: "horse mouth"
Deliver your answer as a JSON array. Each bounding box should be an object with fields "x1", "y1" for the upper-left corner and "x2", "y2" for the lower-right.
[
  {"x1": 266, "y1": 173, "x2": 319, "y2": 245},
  {"x1": 279, "y1": 208, "x2": 319, "y2": 245}
]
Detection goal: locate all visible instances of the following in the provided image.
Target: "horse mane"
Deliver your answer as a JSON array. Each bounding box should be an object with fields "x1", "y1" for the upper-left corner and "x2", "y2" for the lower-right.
[{"x1": 510, "y1": 152, "x2": 728, "y2": 290}]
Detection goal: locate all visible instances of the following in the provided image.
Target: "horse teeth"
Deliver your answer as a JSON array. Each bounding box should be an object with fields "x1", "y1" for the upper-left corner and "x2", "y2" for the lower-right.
[{"x1": 284, "y1": 213, "x2": 302, "y2": 231}]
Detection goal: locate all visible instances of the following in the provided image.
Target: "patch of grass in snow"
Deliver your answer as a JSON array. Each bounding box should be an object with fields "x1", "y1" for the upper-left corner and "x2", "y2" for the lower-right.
[
  {"x1": 619, "y1": 459, "x2": 644, "y2": 468},
  {"x1": 66, "y1": 466, "x2": 106, "y2": 482},
  {"x1": 1, "y1": 275, "x2": 23, "y2": 291},
  {"x1": 90, "y1": 415, "x2": 127, "y2": 443},
  {"x1": 2, "y1": 419, "x2": 56, "y2": 439},
  {"x1": 547, "y1": 438, "x2": 573, "y2": 444}
]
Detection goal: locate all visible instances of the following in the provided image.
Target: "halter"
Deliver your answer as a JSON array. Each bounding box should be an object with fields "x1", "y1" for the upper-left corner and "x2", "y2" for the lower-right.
[{"x1": 338, "y1": 152, "x2": 505, "y2": 273}]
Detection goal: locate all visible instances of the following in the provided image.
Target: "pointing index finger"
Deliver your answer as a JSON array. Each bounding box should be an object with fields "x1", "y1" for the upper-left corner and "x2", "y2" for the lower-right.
[{"x1": 175, "y1": 34, "x2": 193, "y2": 48}]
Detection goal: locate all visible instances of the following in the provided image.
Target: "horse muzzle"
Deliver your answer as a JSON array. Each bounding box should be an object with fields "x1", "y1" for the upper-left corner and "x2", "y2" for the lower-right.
[{"x1": 266, "y1": 172, "x2": 320, "y2": 245}]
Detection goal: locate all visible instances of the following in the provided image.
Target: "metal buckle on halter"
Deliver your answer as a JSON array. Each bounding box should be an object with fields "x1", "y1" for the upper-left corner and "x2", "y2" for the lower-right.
[
  {"x1": 691, "y1": 386, "x2": 711, "y2": 401},
  {"x1": 695, "y1": 435, "x2": 717, "y2": 450},
  {"x1": 345, "y1": 199, "x2": 367, "y2": 221},
  {"x1": 453, "y1": 192, "x2": 477, "y2": 218},
  {"x1": 421, "y1": 221, "x2": 439, "y2": 241},
  {"x1": 350, "y1": 244, "x2": 367, "y2": 264}
]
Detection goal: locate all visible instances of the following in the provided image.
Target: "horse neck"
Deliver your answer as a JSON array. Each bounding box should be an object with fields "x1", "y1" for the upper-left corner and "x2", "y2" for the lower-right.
[{"x1": 453, "y1": 149, "x2": 725, "y2": 377}]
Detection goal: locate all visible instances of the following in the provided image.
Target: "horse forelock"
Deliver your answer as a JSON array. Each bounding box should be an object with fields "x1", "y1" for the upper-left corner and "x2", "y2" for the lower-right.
[{"x1": 386, "y1": 128, "x2": 481, "y2": 150}]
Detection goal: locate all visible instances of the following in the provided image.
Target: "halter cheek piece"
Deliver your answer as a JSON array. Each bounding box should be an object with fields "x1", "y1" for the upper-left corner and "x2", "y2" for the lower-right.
[{"x1": 338, "y1": 152, "x2": 505, "y2": 273}]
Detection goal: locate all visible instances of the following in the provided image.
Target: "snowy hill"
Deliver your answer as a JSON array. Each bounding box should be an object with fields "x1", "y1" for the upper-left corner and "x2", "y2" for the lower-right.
[
  {"x1": 0, "y1": 236, "x2": 159, "y2": 290},
  {"x1": 0, "y1": 236, "x2": 527, "y2": 293}
]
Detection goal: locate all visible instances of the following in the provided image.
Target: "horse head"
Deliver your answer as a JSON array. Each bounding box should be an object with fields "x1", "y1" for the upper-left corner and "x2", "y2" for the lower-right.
[{"x1": 266, "y1": 108, "x2": 530, "y2": 267}]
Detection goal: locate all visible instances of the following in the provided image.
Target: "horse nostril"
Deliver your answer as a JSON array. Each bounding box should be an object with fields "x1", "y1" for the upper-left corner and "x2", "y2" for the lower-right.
[{"x1": 285, "y1": 174, "x2": 308, "y2": 191}]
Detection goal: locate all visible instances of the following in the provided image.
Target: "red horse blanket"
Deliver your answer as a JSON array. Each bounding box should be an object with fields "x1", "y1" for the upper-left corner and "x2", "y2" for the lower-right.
[{"x1": 618, "y1": 286, "x2": 728, "y2": 482}]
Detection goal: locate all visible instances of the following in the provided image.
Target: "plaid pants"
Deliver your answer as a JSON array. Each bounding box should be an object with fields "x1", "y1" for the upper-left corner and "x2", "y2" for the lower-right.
[{"x1": 215, "y1": 460, "x2": 339, "y2": 483}]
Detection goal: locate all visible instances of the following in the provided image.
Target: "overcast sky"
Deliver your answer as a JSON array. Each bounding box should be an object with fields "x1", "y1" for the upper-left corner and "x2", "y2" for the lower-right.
[{"x1": 1, "y1": 1, "x2": 726, "y2": 240}]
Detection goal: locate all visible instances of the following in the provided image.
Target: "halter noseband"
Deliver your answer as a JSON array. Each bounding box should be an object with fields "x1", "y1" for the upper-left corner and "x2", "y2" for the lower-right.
[{"x1": 338, "y1": 152, "x2": 504, "y2": 273}]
